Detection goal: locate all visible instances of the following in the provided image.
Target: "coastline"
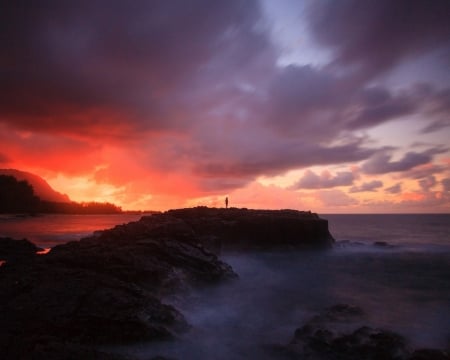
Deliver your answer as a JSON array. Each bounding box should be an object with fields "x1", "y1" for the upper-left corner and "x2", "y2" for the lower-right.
[{"x1": 1, "y1": 208, "x2": 449, "y2": 359}]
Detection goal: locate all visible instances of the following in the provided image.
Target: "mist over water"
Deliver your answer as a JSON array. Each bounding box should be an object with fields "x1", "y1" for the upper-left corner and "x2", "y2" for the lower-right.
[
  {"x1": 1, "y1": 213, "x2": 449, "y2": 358},
  {"x1": 119, "y1": 246, "x2": 450, "y2": 359}
]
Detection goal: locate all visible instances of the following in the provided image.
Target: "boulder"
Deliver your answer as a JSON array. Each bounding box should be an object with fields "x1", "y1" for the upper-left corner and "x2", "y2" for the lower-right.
[
  {"x1": 0, "y1": 237, "x2": 42, "y2": 262},
  {"x1": 270, "y1": 304, "x2": 449, "y2": 360}
]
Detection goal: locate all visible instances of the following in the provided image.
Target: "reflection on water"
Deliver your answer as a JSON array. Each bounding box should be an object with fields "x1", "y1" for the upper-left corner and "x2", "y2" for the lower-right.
[{"x1": 0, "y1": 214, "x2": 142, "y2": 247}]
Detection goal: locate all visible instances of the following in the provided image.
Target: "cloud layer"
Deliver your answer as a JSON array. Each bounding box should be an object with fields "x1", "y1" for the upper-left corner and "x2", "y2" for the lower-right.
[{"x1": 1, "y1": 0, "x2": 449, "y2": 211}]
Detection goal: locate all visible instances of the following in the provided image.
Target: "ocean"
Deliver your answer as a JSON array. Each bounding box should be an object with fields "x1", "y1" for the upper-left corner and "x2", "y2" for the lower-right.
[
  {"x1": 1, "y1": 213, "x2": 449, "y2": 358},
  {"x1": 0, "y1": 213, "x2": 143, "y2": 247}
]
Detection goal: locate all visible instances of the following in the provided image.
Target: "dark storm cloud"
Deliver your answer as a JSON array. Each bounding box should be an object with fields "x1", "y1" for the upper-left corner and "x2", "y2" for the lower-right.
[
  {"x1": 385, "y1": 183, "x2": 402, "y2": 194},
  {"x1": 264, "y1": 65, "x2": 446, "y2": 136},
  {"x1": 361, "y1": 148, "x2": 446, "y2": 175},
  {"x1": 290, "y1": 170, "x2": 355, "y2": 190},
  {"x1": 349, "y1": 180, "x2": 383, "y2": 193},
  {"x1": 192, "y1": 139, "x2": 375, "y2": 180},
  {"x1": 308, "y1": 0, "x2": 450, "y2": 80},
  {"x1": 0, "y1": 0, "x2": 266, "y2": 134},
  {"x1": 1, "y1": 0, "x2": 448, "y2": 196}
]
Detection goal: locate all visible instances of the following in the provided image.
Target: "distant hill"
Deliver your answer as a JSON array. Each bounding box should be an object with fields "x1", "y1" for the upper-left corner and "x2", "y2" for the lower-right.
[{"x1": 0, "y1": 169, "x2": 70, "y2": 203}]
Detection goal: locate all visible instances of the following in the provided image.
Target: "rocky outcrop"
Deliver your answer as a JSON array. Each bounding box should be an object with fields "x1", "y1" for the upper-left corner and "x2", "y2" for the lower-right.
[
  {"x1": 85, "y1": 207, "x2": 334, "y2": 254},
  {"x1": 0, "y1": 237, "x2": 42, "y2": 262},
  {"x1": 165, "y1": 207, "x2": 334, "y2": 253},
  {"x1": 269, "y1": 304, "x2": 450, "y2": 360},
  {"x1": 0, "y1": 210, "x2": 238, "y2": 359},
  {"x1": 0, "y1": 207, "x2": 334, "y2": 358}
]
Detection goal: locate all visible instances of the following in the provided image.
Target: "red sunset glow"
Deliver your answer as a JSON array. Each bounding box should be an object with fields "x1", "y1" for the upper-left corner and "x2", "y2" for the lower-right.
[{"x1": 1, "y1": 1, "x2": 449, "y2": 212}]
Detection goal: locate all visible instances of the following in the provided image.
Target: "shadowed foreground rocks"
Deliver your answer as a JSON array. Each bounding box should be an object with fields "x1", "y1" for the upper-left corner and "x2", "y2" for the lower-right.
[
  {"x1": 268, "y1": 304, "x2": 450, "y2": 360},
  {"x1": 0, "y1": 236, "x2": 42, "y2": 261},
  {"x1": 0, "y1": 207, "x2": 333, "y2": 358}
]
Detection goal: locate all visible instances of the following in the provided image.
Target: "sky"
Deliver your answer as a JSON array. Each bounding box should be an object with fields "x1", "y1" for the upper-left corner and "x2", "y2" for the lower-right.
[{"x1": 1, "y1": 0, "x2": 450, "y2": 213}]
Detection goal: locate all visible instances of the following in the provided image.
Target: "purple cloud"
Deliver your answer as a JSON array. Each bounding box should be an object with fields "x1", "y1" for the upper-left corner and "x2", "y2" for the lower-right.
[
  {"x1": 385, "y1": 183, "x2": 402, "y2": 194},
  {"x1": 349, "y1": 180, "x2": 383, "y2": 193},
  {"x1": 308, "y1": 0, "x2": 450, "y2": 80},
  {"x1": 291, "y1": 170, "x2": 355, "y2": 190},
  {"x1": 0, "y1": 0, "x2": 269, "y2": 136},
  {"x1": 361, "y1": 148, "x2": 446, "y2": 175},
  {"x1": 0, "y1": 0, "x2": 448, "y2": 199},
  {"x1": 402, "y1": 164, "x2": 446, "y2": 179},
  {"x1": 347, "y1": 86, "x2": 418, "y2": 129}
]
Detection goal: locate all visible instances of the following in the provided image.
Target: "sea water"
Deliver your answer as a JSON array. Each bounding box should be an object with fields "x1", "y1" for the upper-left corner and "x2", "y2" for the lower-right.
[
  {"x1": 120, "y1": 214, "x2": 450, "y2": 359},
  {"x1": 0, "y1": 213, "x2": 142, "y2": 247},
  {"x1": 1, "y1": 213, "x2": 449, "y2": 358}
]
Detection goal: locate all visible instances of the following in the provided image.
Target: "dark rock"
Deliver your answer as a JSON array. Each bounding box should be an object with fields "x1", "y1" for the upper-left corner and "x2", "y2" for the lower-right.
[
  {"x1": 12, "y1": 336, "x2": 133, "y2": 360},
  {"x1": 286, "y1": 304, "x2": 410, "y2": 360},
  {"x1": 50, "y1": 215, "x2": 236, "y2": 293},
  {"x1": 166, "y1": 207, "x2": 334, "y2": 252},
  {"x1": 0, "y1": 207, "x2": 334, "y2": 358},
  {"x1": 408, "y1": 349, "x2": 450, "y2": 360},
  {"x1": 0, "y1": 261, "x2": 188, "y2": 357},
  {"x1": 0, "y1": 237, "x2": 42, "y2": 262},
  {"x1": 0, "y1": 209, "x2": 242, "y2": 358},
  {"x1": 277, "y1": 304, "x2": 450, "y2": 360},
  {"x1": 373, "y1": 241, "x2": 395, "y2": 248}
]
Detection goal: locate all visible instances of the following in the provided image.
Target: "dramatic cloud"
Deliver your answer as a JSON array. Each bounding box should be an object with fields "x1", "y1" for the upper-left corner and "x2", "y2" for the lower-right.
[
  {"x1": 308, "y1": 0, "x2": 450, "y2": 80},
  {"x1": 1, "y1": 1, "x2": 449, "y2": 211},
  {"x1": 347, "y1": 86, "x2": 421, "y2": 129},
  {"x1": 0, "y1": 0, "x2": 270, "y2": 137},
  {"x1": 361, "y1": 149, "x2": 446, "y2": 175},
  {"x1": 291, "y1": 170, "x2": 354, "y2": 190},
  {"x1": 349, "y1": 180, "x2": 383, "y2": 193}
]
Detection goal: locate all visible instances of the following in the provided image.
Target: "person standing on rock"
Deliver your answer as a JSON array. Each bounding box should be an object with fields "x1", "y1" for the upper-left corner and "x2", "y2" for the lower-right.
[{"x1": 225, "y1": 197, "x2": 229, "y2": 209}]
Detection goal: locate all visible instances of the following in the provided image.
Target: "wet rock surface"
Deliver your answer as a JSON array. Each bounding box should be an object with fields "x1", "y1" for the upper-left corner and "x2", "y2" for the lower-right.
[{"x1": 269, "y1": 304, "x2": 450, "y2": 360}]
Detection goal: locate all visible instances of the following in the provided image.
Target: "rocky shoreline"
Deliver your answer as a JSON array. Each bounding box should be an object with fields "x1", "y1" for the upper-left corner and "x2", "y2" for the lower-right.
[{"x1": 0, "y1": 207, "x2": 448, "y2": 359}]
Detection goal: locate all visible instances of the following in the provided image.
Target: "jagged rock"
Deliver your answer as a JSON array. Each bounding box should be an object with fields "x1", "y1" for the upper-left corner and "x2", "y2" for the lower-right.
[{"x1": 272, "y1": 304, "x2": 448, "y2": 360}]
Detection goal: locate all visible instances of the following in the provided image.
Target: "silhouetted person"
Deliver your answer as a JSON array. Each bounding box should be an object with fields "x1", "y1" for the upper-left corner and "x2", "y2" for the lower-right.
[{"x1": 225, "y1": 197, "x2": 229, "y2": 209}]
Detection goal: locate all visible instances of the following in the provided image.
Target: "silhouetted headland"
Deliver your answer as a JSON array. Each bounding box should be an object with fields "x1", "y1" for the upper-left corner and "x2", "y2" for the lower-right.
[{"x1": 0, "y1": 174, "x2": 122, "y2": 214}]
